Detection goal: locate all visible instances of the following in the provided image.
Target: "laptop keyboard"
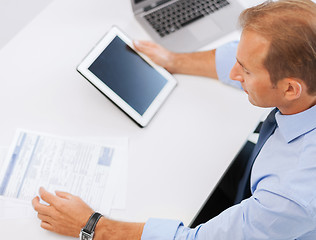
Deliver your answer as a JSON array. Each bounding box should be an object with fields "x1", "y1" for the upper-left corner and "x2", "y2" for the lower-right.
[{"x1": 144, "y1": 0, "x2": 230, "y2": 37}]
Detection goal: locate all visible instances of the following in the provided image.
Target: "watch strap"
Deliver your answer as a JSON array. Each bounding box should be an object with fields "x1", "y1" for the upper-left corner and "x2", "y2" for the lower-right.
[{"x1": 82, "y1": 212, "x2": 103, "y2": 234}]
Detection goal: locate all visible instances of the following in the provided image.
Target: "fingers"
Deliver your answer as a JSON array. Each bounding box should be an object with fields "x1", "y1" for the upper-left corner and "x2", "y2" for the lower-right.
[
  {"x1": 32, "y1": 196, "x2": 52, "y2": 215},
  {"x1": 55, "y1": 190, "x2": 72, "y2": 200},
  {"x1": 33, "y1": 197, "x2": 55, "y2": 231},
  {"x1": 37, "y1": 213, "x2": 53, "y2": 223},
  {"x1": 39, "y1": 187, "x2": 58, "y2": 206},
  {"x1": 133, "y1": 40, "x2": 151, "y2": 48},
  {"x1": 33, "y1": 187, "x2": 67, "y2": 214},
  {"x1": 40, "y1": 221, "x2": 53, "y2": 231},
  {"x1": 133, "y1": 40, "x2": 142, "y2": 51},
  {"x1": 133, "y1": 40, "x2": 159, "y2": 53},
  {"x1": 133, "y1": 40, "x2": 175, "y2": 71},
  {"x1": 33, "y1": 188, "x2": 85, "y2": 236}
]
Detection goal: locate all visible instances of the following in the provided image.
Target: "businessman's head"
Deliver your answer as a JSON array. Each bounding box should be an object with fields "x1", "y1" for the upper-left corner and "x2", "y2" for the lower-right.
[
  {"x1": 229, "y1": 0, "x2": 316, "y2": 113},
  {"x1": 239, "y1": 0, "x2": 316, "y2": 95}
]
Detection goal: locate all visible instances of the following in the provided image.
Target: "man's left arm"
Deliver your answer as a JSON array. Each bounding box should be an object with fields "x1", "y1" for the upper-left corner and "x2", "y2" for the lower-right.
[{"x1": 142, "y1": 191, "x2": 315, "y2": 240}]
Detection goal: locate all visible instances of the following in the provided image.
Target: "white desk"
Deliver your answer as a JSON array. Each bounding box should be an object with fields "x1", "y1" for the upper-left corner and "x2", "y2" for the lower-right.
[{"x1": 0, "y1": 0, "x2": 265, "y2": 238}]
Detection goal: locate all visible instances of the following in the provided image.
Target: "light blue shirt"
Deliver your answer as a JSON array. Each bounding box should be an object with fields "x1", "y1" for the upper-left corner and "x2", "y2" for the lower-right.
[{"x1": 141, "y1": 42, "x2": 316, "y2": 240}]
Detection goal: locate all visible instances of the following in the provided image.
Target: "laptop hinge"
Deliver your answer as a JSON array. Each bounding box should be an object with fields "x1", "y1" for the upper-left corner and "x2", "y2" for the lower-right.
[{"x1": 143, "y1": 0, "x2": 170, "y2": 12}]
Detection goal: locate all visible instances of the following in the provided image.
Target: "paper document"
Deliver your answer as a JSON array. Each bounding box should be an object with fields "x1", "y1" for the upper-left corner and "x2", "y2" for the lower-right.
[{"x1": 0, "y1": 129, "x2": 128, "y2": 216}]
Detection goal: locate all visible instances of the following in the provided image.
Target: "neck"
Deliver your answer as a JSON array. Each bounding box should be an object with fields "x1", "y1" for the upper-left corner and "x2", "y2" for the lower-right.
[{"x1": 278, "y1": 95, "x2": 316, "y2": 115}]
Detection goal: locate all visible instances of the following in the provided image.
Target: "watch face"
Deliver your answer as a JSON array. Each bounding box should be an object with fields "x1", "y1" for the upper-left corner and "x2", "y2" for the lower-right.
[{"x1": 81, "y1": 232, "x2": 92, "y2": 240}]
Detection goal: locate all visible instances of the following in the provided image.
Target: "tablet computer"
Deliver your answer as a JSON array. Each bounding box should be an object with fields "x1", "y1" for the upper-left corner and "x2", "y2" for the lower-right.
[{"x1": 77, "y1": 26, "x2": 177, "y2": 127}]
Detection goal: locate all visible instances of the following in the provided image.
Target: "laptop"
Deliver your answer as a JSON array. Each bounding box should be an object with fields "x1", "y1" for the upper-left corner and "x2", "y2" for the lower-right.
[{"x1": 131, "y1": 0, "x2": 244, "y2": 52}]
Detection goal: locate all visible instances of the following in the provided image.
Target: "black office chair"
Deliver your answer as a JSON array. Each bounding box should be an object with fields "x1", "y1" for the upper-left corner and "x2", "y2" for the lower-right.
[{"x1": 190, "y1": 122, "x2": 263, "y2": 228}]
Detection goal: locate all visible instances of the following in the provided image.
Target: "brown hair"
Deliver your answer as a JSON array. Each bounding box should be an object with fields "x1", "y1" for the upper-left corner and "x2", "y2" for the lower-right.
[{"x1": 239, "y1": 0, "x2": 316, "y2": 95}]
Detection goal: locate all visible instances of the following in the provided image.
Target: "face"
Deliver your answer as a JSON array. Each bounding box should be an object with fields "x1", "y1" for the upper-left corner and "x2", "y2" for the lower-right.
[{"x1": 229, "y1": 31, "x2": 285, "y2": 108}]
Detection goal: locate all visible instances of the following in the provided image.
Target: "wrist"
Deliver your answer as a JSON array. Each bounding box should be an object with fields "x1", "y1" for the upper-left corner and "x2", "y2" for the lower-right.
[
  {"x1": 93, "y1": 217, "x2": 145, "y2": 240},
  {"x1": 165, "y1": 52, "x2": 179, "y2": 74},
  {"x1": 80, "y1": 212, "x2": 103, "y2": 240},
  {"x1": 166, "y1": 52, "x2": 193, "y2": 75},
  {"x1": 93, "y1": 216, "x2": 107, "y2": 240}
]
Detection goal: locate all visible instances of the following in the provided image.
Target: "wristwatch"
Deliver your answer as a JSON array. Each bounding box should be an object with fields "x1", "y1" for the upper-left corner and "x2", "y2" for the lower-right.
[{"x1": 79, "y1": 212, "x2": 103, "y2": 240}]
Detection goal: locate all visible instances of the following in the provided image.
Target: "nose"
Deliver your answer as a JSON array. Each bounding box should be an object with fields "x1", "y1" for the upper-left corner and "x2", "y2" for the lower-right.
[{"x1": 229, "y1": 62, "x2": 244, "y2": 83}]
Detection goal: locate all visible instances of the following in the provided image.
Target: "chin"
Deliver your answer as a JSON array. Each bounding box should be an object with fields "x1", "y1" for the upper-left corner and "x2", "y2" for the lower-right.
[
  {"x1": 248, "y1": 96, "x2": 256, "y2": 106},
  {"x1": 248, "y1": 97, "x2": 263, "y2": 108},
  {"x1": 249, "y1": 99, "x2": 274, "y2": 109}
]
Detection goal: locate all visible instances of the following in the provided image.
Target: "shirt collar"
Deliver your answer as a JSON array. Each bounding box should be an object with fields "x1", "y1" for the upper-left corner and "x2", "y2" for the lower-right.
[{"x1": 275, "y1": 105, "x2": 316, "y2": 143}]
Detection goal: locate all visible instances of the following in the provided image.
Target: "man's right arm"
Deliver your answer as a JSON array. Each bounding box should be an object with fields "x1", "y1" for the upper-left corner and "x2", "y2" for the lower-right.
[{"x1": 134, "y1": 40, "x2": 241, "y2": 89}]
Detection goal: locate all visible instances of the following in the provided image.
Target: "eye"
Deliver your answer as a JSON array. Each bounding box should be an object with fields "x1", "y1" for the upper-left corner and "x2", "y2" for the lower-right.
[{"x1": 243, "y1": 67, "x2": 250, "y2": 75}]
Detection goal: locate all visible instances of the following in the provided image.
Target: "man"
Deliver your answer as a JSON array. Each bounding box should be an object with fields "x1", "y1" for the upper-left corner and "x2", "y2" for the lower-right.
[{"x1": 32, "y1": 0, "x2": 316, "y2": 239}]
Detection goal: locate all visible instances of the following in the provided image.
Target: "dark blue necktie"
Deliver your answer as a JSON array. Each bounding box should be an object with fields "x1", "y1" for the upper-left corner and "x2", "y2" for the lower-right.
[{"x1": 234, "y1": 108, "x2": 278, "y2": 204}]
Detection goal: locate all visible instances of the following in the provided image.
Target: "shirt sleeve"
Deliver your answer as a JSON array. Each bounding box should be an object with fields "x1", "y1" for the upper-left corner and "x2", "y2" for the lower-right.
[
  {"x1": 215, "y1": 40, "x2": 242, "y2": 89},
  {"x1": 141, "y1": 193, "x2": 315, "y2": 240},
  {"x1": 141, "y1": 218, "x2": 182, "y2": 240}
]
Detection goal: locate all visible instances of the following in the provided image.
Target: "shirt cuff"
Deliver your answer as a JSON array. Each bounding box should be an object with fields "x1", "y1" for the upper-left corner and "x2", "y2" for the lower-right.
[
  {"x1": 215, "y1": 41, "x2": 242, "y2": 89},
  {"x1": 141, "y1": 218, "x2": 183, "y2": 240}
]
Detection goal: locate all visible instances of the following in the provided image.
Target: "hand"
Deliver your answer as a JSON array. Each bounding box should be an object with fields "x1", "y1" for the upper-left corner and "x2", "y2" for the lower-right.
[
  {"x1": 133, "y1": 40, "x2": 176, "y2": 73},
  {"x1": 32, "y1": 187, "x2": 94, "y2": 237},
  {"x1": 133, "y1": 40, "x2": 218, "y2": 78}
]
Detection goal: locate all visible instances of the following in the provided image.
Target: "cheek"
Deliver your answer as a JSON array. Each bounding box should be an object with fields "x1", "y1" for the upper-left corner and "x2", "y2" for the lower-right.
[
  {"x1": 250, "y1": 82, "x2": 275, "y2": 103},
  {"x1": 244, "y1": 79, "x2": 266, "y2": 100},
  {"x1": 241, "y1": 75, "x2": 252, "y2": 88}
]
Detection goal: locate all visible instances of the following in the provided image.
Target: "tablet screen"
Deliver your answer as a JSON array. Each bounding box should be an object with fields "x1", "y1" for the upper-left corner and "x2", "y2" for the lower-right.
[{"x1": 88, "y1": 36, "x2": 167, "y2": 116}]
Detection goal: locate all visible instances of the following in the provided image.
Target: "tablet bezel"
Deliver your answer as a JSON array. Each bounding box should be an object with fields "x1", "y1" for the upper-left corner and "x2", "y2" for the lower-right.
[{"x1": 77, "y1": 26, "x2": 177, "y2": 127}]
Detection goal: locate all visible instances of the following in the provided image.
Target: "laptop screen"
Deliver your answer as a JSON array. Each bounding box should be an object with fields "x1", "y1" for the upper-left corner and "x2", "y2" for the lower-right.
[{"x1": 132, "y1": 0, "x2": 161, "y2": 12}]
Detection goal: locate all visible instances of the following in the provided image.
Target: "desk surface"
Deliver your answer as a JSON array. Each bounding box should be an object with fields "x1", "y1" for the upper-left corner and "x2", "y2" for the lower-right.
[{"x1": 0, "y1": 0, "x2": 265, "y2": 238}]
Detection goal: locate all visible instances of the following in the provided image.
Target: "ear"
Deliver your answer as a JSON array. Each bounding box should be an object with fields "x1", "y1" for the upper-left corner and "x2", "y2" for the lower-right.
[{"x1": 282, "y1": 78, "x2": 303, "y2": 101}]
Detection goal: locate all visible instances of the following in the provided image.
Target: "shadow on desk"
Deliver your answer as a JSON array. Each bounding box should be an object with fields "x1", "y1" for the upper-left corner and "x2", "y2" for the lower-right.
[{"x1": 190, "y1": 122, "x2": 263, "y2": 228}]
